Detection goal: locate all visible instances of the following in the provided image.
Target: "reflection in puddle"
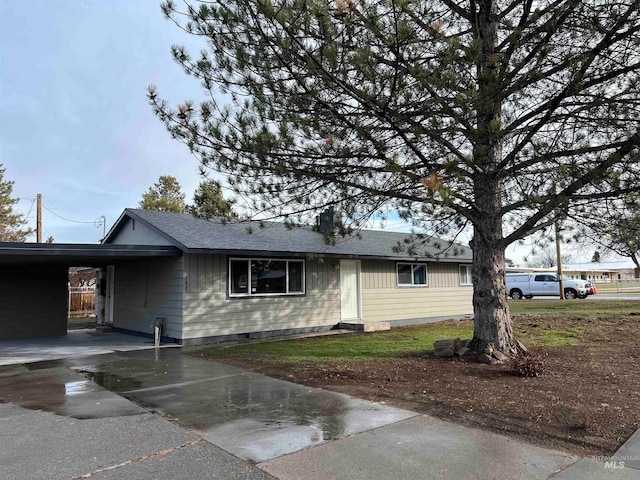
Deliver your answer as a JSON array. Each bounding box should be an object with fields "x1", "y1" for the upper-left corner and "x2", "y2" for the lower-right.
[
  {"x1": 77, "y1": 369, "x2": 145, "y2": 393},
  {"x1": 64, "y1": 380, "x2": 93, "y2": 396},
  {"x1": 2, "y1": 349, "x2": 415, "y2": 462},
  {"x1": 69, "y1": 350, "x2": 355, "y2": 458},
  {"x1": 0, "y1": 362, "x2": 146, "y2": 419}
]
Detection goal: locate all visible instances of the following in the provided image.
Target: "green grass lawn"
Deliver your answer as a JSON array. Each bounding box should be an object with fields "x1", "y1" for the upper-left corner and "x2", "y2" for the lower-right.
[
  {"x1": 510, "y1": 299, "x2": 640, "y2": 347},
  {"x1": 199, "y1": 299, "x2": 640, "y2": 362},
  {"x1": 518, "y1": 326, "x2": 584, "y2": 347},
  {"x1": 508, "y1": 298, "x2": 640, "y2": 317},
  {"x1": 203, "y1": 323, "x2": 474, "y2": 361}
]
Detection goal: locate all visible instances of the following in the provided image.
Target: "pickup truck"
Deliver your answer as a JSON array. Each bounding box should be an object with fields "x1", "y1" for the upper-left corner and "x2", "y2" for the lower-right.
[{"x1": 506, "y1": 273, "x2": 592, "y2": 300}]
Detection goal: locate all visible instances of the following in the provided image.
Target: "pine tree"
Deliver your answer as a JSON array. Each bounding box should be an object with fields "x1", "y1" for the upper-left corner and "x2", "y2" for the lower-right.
[
  {"x1": 0, "y1": 164, "x2": 33, "y2": 242},
  {"x1": 139, "y1": 175, "x2": 187, "y2": 213},
  {"x1": 190, "y1": 179, "x2": 235, "y2": 220},
  {"x1": 150, "y1": 1, "x2": 640, "y2": 353}
]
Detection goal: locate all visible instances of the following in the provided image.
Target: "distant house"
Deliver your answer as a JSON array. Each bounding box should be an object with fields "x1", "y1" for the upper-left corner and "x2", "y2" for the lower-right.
[
  {"x1": 98, "y1": 209, "x2": 474, "y2": 344},
  {"x1": 561, "y1": 261, "x2": 639, "y2": 283}
]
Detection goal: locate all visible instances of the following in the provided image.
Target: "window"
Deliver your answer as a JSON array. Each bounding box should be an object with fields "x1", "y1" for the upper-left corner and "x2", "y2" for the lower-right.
[
  {"x1": 459, "y1": 265, "x2": 473, "y2": 285},
  {"x1": 229, "y1": 258, "x2": 305, "y2": 297},
  {"x1": 396, "y1": 263, "x2": 428, "y2": 286},
  {"x1": 534, "y1": 274, "x2": 556, "y2": 282}
]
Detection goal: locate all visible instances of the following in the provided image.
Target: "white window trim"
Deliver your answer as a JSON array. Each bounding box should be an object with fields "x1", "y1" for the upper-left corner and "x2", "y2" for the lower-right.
[
  {"x1": 228, "y1": 257, "x2": 305, "y2": 297},
  {"x1": 459, "y1": 264, "x2": 473, "y2": 286},
  {"x1": 396, "y1": 262, "x2": 429, "y2": 287}
]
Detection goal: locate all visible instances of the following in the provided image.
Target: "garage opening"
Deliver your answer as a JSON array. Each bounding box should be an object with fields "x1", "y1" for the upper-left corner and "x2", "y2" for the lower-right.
[{"x1": 0, "y1": 243, "x2": 181, "y2": 341}]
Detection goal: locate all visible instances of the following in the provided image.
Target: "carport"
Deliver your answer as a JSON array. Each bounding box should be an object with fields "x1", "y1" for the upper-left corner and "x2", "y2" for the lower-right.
[{"x1": 0, "y1": 242, "x2": 181, "y2": 340}]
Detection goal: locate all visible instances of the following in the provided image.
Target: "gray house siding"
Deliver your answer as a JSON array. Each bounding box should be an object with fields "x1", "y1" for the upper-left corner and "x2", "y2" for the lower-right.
[
  {"x1": 360, "y1": 260, "x2": 473, "y2": 324},
  {"x1": 112, "y1": 257, "x2": 184, "y2": 340},
  {"x1": 109, "y1": 218, "x2": 172, "y2": 246},
  {"x1": 0, "y1": 266, "x2": 68, "y2": 340},
  {"x1": 110, "y1": 254, "x2": 470, "y2": 343},
  {"x1": 181, "y1": 254, "x2": 341, "y2": 342}
]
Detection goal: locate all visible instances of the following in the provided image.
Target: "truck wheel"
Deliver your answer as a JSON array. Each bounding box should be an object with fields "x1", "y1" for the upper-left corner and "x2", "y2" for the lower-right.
[
  {"x1": 510, "y1": 289, "x2": 523, "y2": 300},
  {"x1": 564, "y1": 288, "x2": 577, "y2": 299}
]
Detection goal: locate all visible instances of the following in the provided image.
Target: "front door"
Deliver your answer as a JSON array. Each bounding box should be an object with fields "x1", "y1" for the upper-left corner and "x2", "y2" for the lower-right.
[{"x1": 340, "y1": 260, "x2": 361, "y2": 321}]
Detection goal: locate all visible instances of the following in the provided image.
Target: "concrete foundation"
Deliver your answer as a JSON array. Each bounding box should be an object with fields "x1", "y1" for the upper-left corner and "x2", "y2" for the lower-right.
[{"x1": 338, "y1": 322, "x2": 391, "y2": 332}]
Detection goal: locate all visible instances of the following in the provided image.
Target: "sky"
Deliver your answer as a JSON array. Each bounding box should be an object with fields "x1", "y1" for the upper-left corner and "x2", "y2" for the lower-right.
[
  {"x1": 1, "y1": 0, "x2": 207, "y2": 243},
  {"x1": 0, "y1": 1, "x2": 597, "y2": 266}
]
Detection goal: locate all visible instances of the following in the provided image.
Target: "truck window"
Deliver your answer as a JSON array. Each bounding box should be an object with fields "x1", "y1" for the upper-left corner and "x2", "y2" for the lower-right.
[{"x1": 534, "y1": 275, "x2": 555, "y2": 282}]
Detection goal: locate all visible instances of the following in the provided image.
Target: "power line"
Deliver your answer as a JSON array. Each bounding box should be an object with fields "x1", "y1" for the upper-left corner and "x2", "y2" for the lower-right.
[
  {"x1": 42, "y1": 204, "x2": 99, "y2": 224},
  {"x1": 24, "y1": 198, "x2": 36, "y2": 220},
  {"x1": 43, "y1": 225, "x2": 54, "y2": 241}
]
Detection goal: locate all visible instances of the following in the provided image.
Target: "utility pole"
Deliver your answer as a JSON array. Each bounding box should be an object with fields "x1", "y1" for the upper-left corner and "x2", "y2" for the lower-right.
[
  {"x1": 555, "y1": 219, "x2": 565, "y2": 300},
  {"x1": 36, "y1": 193, "x2": 42, "y2": 243}
]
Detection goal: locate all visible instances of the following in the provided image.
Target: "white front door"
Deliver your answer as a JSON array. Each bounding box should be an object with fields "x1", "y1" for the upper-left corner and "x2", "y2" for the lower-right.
[
  {"x1": 105, "y1": 265, "x2": 115, "y2": 324},
  {"x1": 340, "y1": 260, "x2": 361, "y2": 321}
]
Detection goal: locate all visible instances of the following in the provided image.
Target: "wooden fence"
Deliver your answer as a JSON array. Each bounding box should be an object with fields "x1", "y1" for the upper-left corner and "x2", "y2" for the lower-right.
[{"x1": 69, "y1": 287, "x2": 96, "y2": 316}]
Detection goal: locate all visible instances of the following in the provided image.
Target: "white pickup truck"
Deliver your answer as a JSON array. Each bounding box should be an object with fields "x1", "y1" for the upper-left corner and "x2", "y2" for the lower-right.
[{"x1": 506, "y1": 273, "x2": 592, "y2": 300}]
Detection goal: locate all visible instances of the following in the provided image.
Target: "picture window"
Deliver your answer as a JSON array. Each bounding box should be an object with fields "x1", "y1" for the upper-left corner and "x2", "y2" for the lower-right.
[{"x1": 229, "y1": 258, "x2": 305, "y2": 296}]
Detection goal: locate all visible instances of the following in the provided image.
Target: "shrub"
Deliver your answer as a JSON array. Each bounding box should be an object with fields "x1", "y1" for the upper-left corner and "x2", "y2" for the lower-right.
[{"x1": 511, "y1": 347, "x2": 548, "y2": 377}]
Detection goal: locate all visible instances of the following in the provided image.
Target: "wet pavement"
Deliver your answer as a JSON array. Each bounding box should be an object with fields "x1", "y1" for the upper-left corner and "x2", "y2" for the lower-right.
[
  {"x1": 0, "y1": 348, "x2": 416, "y2": 464},
  {"x1": 0, "y1": 329, "x2": 170, "y2": 366},
  {"x1": 0, "y1": 402, "x2": 273, "y2": 480},
  {"x1": 1, "y1": 338, "x2": 638, "y2": 479},
  {"x1": 73, "y1": 349, "x2": 417, "y2": 462}
]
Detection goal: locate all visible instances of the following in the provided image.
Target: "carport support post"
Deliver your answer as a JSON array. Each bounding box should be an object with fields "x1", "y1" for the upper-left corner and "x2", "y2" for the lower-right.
[
  {"x1": 95, "y1": 269, "x2": 105, "y2": 325},
  {"x1": 154, "y1": 318, "x2": 164, "y2": 346}
]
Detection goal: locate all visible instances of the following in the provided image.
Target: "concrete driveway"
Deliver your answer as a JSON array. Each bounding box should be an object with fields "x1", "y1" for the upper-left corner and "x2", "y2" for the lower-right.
[
  {"x1": 1, "y1": 333, "x2": 637, "y2": 479},
  {"x1": 59, "y1": 348, "x2": 417, "y2": 462},
  {"x1": 0, "y1": 329, "x2": 171, "y2": 366}
]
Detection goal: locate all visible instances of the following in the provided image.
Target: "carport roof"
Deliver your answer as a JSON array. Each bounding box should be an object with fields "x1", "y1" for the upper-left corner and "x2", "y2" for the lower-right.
[{"x1": 0, "y1": 242, "x2": 181, "y2": 267}]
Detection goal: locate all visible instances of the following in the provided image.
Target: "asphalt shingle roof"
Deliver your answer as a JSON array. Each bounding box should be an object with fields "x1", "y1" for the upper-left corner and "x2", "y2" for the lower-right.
[{"x1": 106, "y1": 209, "x2": 472, "y2": 262}]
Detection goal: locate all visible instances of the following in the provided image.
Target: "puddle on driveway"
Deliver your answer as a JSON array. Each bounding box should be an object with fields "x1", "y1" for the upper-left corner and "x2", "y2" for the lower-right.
[
  {"x1": 0, "y1": 362, "x2": 145, "y2": 419},
  {"x1": 68, "y1": 348, "x2": 417, "y2": 462},
  {"x1": 1, "y1": 348, "x2": 416, "y2": 462}
]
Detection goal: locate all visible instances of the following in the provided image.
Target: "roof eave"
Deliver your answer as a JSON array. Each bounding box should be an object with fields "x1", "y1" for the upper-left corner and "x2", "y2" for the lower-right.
[{"x1": 182, "y1": 247, "x2": 471, "y2": 262}]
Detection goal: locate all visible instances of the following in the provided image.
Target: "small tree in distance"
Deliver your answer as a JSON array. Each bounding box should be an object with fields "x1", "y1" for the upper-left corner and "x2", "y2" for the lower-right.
[
  {"x1": 190, "y1": 179, "x2": 235, "y2": 220},
  {"x1": 139, "y1": 175, "x2": 187, "y2": 213},
  {"x1": 0, "y1": 163, "x2": 33, "y2": 242}
]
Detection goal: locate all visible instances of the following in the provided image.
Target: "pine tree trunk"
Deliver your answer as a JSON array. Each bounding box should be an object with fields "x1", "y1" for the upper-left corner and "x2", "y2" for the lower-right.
[
  {"x1": 469, "y1": 226, "x2": 514, "y2": 354},
  {"x1": 468, "y1": 0, "x2": 514, "y2": 354}
]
